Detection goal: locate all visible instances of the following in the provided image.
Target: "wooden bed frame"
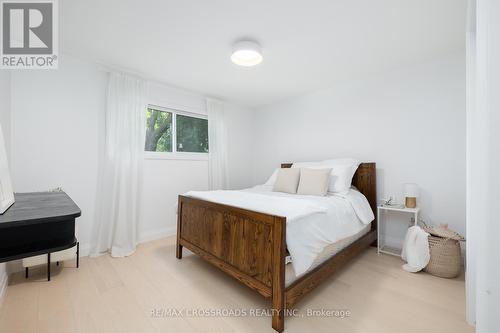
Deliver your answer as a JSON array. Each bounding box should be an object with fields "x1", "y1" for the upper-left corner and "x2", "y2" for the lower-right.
[{"x1": 176, "y1": 163, "x2": 377, "y2": 332}]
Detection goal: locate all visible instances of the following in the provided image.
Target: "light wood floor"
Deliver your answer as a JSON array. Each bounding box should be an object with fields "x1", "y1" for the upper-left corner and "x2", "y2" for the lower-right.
[{"x1": 0, "y1": 236, "x2": 474, "y2": 333}]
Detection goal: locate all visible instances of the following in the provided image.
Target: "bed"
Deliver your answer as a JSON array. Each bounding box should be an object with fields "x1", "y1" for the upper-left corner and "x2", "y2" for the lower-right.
[{"x1": 176, "y1": 162, "x2": 377, "y2": 332}]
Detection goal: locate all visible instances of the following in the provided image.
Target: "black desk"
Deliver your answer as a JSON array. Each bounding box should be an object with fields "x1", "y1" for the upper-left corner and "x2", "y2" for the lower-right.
[{"x1": 0, "y1": 192, "x2": 81, "y2": 280}]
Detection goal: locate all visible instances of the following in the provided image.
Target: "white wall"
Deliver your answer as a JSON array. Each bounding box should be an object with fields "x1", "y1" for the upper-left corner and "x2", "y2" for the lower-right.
[
  {"x1": 9, "y1": 55, "x2": 254, "y2": 255},
  {"x1": 137, "y1": 83, "x2": 255, "y2": 241},
  {"x1": 226, "y1": 104, "x2": 255, "y2": 189},
  {"x1": 0, "y1": 71, "x2": 11, "y2": 300},
  {"x1": 253, "y1": 53, "x2": 466, "y2": 248},
  {"x1": 139, "y1": 81, "x2": 209, "y2": 240},
  {"x1": 0, "y1": 72, "x2": 11, "y2": 158},
  {"x1": 11, "y1": 56, "x2": 107, "y2": 256}
]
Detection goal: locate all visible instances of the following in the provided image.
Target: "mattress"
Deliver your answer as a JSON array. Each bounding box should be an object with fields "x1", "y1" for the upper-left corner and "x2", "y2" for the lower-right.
[
  {"x1": 186, "y1": 186, "x2": 375, "y2": 276},
  {"x1": 285, "y1": 223, "x2": 371, "y2": 287}
]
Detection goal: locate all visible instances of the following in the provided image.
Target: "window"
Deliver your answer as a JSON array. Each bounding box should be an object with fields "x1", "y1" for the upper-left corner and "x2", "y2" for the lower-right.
[
  {"x1": 145, "y1": 108, "x2": 173, "y2": 152},
  {"x1": 144, "y1": 106, "x2": 208, "y2": 157},
  {"x1": 176, "y1": 114, "x2": 209, "y2": 153}
]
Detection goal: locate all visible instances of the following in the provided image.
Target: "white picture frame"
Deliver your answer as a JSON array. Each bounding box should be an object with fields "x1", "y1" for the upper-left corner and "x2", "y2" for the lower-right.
[{"x1": 0, "y1": 124, "x2": 14, "y2": 214}]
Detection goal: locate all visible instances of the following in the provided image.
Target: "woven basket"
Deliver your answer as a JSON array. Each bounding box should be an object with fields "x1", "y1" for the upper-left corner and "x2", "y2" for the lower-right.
[{"x1": 422, "y1": 224, "x2": 464, "y2": 278}]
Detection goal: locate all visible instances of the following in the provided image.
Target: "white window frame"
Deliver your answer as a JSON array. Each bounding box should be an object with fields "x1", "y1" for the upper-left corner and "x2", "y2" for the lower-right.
[{"x1": 144, "y1": 104, "x2": 208, "y2": 161}]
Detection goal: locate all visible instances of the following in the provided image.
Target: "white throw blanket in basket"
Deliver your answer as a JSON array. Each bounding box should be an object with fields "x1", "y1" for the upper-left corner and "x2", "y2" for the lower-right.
[{"x1": 401, "y1": 226, "x2": 430, "y2": 272}]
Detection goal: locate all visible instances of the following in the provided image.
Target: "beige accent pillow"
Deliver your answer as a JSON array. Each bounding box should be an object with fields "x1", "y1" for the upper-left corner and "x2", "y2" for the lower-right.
[
  {"x1": 297, "y1": 168, "x2": 332, "y2": 196},
  {"x1": 273, "y1": 168, "x2": 300, "y2": 194}
]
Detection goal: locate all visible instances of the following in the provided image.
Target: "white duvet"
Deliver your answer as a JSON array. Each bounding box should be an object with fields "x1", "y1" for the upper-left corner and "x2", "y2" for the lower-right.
[{"x1": 185, "y1": 185, "x2": 374, "y2": 276}]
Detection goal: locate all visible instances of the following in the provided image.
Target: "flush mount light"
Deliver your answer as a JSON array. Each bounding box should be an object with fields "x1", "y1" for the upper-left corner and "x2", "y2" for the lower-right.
[{"x1": 231, "y1": 40, "x2": 263, "y2": 67}]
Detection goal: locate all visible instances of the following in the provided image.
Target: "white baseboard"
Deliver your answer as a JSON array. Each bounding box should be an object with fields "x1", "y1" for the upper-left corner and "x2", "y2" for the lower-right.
[
  {"x1": 139, "y1": 226, "x2": 177, "y2": 244},
  {"x1": 379, "y1": 234, "x2": 467, "y2": 266},
  {"x1": 78, "y1": 243, "x2": 91, "y2": 257},
  {"x1": 379, "y1": 235, "x2": 404, "y2": 251},
  {"x1": 81, "y1": 226, "x2": 177, "y2": 258}
]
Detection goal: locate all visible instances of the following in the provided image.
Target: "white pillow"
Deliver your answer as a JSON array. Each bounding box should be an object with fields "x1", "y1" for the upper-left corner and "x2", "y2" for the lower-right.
[
  {"x1": 272, "y1": 168, "x2": 300, "y2": 194},
  {"x1": 291, "y1": 161, "x2": 322, "y2": 169},
  {"x1": 297, "y1": 168, "x2": 332, "y2": 196},
  {"x1": 321, "y1": 158, "x2": 360, "y2": 193},
  {"x1": 292, "y1": 158, "x2": 360, "y2": 193},
  {"x1": 326, "y1": 164, "x2": 358, "y2": 193},
  {"x1": 264, "y1": 168, "x2": 279, "y2": 186}
]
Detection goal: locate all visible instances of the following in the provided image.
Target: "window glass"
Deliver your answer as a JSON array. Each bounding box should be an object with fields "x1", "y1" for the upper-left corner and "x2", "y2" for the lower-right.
[
  {"x1": 144, "y1": 108, "x2": 172, "y2": 152},
  {"x1": 176, "y1": 114, "x2": 209, "y2": 153}
]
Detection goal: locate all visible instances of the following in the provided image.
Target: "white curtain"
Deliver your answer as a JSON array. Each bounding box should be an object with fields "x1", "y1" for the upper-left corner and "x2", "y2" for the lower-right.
[
  {"x1": 91, "y1": 72, "x2": 147, "y2": 257},
  {"x1": 207, "y1": 98, "x2": 229, "y2": 190}
]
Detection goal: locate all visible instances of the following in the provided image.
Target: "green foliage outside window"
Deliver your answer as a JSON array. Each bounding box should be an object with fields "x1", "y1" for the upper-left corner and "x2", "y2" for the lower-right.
[
  {"x1": 176, "y1": 114, "x2": 209, "y2": 153},
  {"x1": 145, "y1": 108, "x2": 172, "y2": 152},
  {"x1": 144, "y1": 107, "x2": 208, "y2": 153}
]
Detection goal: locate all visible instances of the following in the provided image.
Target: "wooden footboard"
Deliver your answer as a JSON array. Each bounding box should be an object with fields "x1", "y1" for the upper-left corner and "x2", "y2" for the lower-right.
[
  {"x1": 176, "y1": 195, "x2": 286, "y2": 331},
  {"x1": 176, "y1": 162, "x2": 377, "y2": 332}
]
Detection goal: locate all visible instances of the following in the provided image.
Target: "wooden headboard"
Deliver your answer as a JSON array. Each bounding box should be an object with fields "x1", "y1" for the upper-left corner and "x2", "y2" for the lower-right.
[{"x1": 281, "y1": 162, "x2": 377, "y2": 229}]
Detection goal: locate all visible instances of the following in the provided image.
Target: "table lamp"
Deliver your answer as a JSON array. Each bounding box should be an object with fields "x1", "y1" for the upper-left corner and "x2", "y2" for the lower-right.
[{"x1": 404, "y1": 183, "x2": 419, "y2": 208}]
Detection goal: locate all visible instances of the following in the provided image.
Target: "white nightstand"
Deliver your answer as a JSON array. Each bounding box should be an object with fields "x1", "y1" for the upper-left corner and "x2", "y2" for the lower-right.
[{"x1": 377, "y1": 205, "x2": 420, "y2": 256}]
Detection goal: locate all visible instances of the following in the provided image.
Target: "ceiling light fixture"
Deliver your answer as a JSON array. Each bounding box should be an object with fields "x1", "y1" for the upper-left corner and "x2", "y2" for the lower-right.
[{"x1": 231, "y1": 40, "x2": 263, "y2": 67}]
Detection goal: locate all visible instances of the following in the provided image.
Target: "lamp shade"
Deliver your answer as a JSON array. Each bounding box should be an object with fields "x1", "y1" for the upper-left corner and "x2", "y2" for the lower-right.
[
  {"x1": 231, "y1": 40, "x2": 263, "y2": 66},
  {"x1": 403, "y1": 183, "x2": 419, "y2": 197}
]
